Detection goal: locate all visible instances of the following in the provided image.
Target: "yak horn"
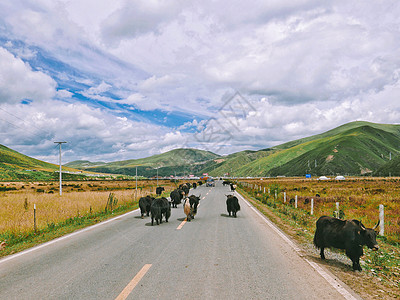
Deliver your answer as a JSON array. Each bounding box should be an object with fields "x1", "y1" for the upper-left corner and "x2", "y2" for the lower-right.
[{"x1": 373, "y1": 220, "x2": 380, "y2": 230}]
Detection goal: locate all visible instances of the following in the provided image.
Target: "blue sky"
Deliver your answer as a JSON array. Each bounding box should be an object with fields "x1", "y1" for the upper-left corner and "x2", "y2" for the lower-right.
[{"x1": 1, "y1": 1, "x2": 400, "y2": 164}]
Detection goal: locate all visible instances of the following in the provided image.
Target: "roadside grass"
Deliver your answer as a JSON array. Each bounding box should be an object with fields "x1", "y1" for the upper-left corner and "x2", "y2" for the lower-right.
[{"x1": 236, "y1": 180, "x2": 400, "y2": 298}]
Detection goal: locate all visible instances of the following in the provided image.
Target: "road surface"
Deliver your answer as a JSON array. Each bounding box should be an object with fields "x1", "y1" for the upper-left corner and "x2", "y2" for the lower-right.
[{"x1": 0, "y1": 181, "x2": 360, "y2": 299}]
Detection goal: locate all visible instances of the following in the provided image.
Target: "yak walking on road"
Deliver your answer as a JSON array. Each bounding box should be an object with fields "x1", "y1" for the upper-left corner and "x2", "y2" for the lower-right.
[
  {"x1": 313, "y1": 216, "x2": 379, "y2": 271},
  {"x1": 226, "y1": 195, "x2": 240, "y2": 217},
  {"x1": 139, "y1": 196, "x2": 154, "y2": 218},
  {"x1": 183, "y1": 195, "x2": 201, "y2": 221},
  {"x1": 170, "y1": 189, "x2": 185, "y2": 208},
  {"x1": 151, "y1": 197, "x2": 171, "y2": 226}
]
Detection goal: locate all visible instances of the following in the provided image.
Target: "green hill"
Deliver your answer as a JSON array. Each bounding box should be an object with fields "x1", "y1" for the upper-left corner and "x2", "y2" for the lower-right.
[
  {"x1": 0, "y1": 144, "x2": 66, "y2": 181},
  {"x1": 76, "y1": 148, "x2": 221, "y2": 177},
  {"x1": 208, "y1": 122, "x2": 400, "y2": 177},
  {"x1": 64, "y1": 160, "x2": 106, "y2": 169},
  {"x1": 374, "y1": 154, "x2": 400, "y2": 176}
]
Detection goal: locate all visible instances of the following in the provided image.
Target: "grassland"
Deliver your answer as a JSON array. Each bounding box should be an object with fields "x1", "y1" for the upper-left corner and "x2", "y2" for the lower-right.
[{"x1": 0, "y1": 179, "x2": 179, "y2": 257}]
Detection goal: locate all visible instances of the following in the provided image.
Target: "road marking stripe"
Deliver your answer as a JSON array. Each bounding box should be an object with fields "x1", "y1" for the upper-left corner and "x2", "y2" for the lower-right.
[
  {"x1": 115, "y1": 264, "x2": 152, "y2": 300},
  {"x1": 236, "y1": 191, "x2": 358, "y2": 300},
  {"x1": 177, "y1": 220, "x2": 187, "y2": 230},
  {"x1": 305, "y1": 260, "x2": 357, "y2": 300},
  {"x1": 0, "y1": 208, "x2": 140, "y2": 266}
]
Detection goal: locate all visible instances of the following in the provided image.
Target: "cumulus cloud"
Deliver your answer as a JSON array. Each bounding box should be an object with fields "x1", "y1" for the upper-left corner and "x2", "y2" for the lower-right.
[
  {"x1": 0, "y1": 47, "x2": 56, "y2": 103},
  {"x1": 1, "y1": 1, "x2": 400, "y2": 163},
  {"x1": 100, "y1": 0, "x2": 185, "y2": 45},
  {"x1": 0, "y1": 100, "x2": 190, "y2": 163}
]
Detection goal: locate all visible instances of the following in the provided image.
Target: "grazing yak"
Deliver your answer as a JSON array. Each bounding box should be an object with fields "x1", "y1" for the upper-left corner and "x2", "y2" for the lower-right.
[
  {"x1": 230, "y1": 183, "x2": 237, "y2": 191},
  {"x1": 226, "y1": 195, "x2": 240, "y2": 217},
  {"x1": 197, "y1": 181, "x2": 203, "y2": 186},
  {"x1": 222, "y1": 180, "x2": 231, "y2": 186},
  {"x1": 192, "y1": 182, "x2": 197, "y2": 189},
  {"x1": 170, "y1": 189, "x2": 185, "y2": 208},
  {"x1": 179, "y1": 183, "x2": 190, "y2": 197},
  {"x1": 151, "y1": 197, "x2": 171, "y2": 226},
  {"x1": 313, "y1": 216, "x2": 379, "y2": 271},
  {"x1": 156, "y1": 186, "x2": 165, "y2": 196},
  {"x1": 139, "y1": 196, "x2": 154, "y2": 218},
  {"x1": 183, "y1": 195, "x2": 201, "y2": 221}
]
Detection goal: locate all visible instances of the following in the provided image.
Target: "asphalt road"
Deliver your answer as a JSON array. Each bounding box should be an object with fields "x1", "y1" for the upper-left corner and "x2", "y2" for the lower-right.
[{"x1": 0, "y1": 181, "x2": 360, "y2": 299}]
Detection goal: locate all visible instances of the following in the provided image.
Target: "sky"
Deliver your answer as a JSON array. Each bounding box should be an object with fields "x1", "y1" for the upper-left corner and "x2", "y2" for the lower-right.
[{"x1": 1, "y1": 1, "x2": 400, "y2": 164}]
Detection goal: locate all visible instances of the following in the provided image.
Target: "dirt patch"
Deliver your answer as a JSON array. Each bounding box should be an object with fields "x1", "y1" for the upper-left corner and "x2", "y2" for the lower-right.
[{"x1": 326, "y1": 155, "x2": 334, "y2": 162}]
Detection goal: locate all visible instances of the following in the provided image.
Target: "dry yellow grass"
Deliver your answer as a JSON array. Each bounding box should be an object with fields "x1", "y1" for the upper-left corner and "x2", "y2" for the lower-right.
[{"x1": 0, "y1": 179, "x2": 178, "y2": 234}]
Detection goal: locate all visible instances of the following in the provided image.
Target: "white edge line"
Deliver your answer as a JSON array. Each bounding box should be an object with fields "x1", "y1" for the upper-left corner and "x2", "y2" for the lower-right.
[
  {"x1": 235, "y1": 191, "x2": 358, "y2": 300},
  {"x1": 0, "y1": 208, "x2": 140, "y2": 265}
]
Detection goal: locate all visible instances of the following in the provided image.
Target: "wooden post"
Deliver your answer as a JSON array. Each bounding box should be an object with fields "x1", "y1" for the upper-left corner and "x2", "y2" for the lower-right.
[
  {"x1": 295, "y1": 195, "x2": 298, "y2": 208},
  {"x1": 379, "y1": 204, "x2": 384, "y2": 236},
  {"x1": 275, "y1": 190, "x2": 277, "y2": 199},
  {"x1": 336, "y1": 202, "x2": 340, "y2": 218},
  {"x1": 284, "y1": 192, "x2": 286, "y2": 203},
  {"x1": 34, "y1": 204, "x2": 37, "y2": 232},
  {"x1": 264, "y1": 187, "x2": 266, "y2": 193},
  {"x1": 135, "y1": 166, "x2": 138, "y2": 200},
  {"x1": 311, "y1": 198, "x2": 314, "y2": 215}
]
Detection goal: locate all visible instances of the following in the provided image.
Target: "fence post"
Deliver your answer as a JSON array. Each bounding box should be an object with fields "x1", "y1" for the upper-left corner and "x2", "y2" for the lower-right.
[
  {"x1": 284, "y1": 192, "x2": 286, "y2": 203},
  {"x1": 311, "y1": 198, "x2": 314, "y2": 215},
  {"x1": 379, "y1": 204, "x2": 384, "y2": 236},
  {"x1": 336, "y1": 202, "x2": 340, "y2": 218},
  {"x1": 295, "y1": 195, "x2": 298, "y2": 208},
  {"x1": 275, "y1": 190, "x2": 277, "y2": 199},
  {"x1": 34, "y1": 204, "x2": 37, "y2": 232},
  {"x1": 264, "y1": 187, "x2": 266, "y2": 193},
  {"x1": 268, "y1": 188, "x2": 270, "y2": 194}
]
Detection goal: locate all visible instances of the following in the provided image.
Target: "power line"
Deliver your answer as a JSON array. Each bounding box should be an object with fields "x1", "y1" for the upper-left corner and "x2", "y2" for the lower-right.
[{"x1": 0, "y1": 108, "x2": 53, "y2": 141}]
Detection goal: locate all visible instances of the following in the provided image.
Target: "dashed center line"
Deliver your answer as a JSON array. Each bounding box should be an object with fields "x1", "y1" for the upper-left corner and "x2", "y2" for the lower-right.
[
  {"x1": 115, "y1": 264, "x2": 152, "y2": 300},
  {"x1": 177, "y1": 220, "x2": 187, "y2": 230}
]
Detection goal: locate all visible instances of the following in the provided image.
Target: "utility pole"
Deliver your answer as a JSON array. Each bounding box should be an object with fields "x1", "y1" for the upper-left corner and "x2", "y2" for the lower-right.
[
  {"x1": 54, "y1": 142, "x2": 67, "y2": 196},
  {"x1": 135, "y1": 166, "x2": 138, "y2": 200}
]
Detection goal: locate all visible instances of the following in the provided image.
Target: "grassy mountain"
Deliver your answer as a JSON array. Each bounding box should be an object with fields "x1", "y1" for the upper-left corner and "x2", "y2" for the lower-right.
[
  {"x1": 3, "y1": 121, "x2": 399, "y2": 180},
  {"x1": 74, "y1": 148, "x2": 221, "y2": 177},
  {"x1": 64, "y1": 160, "x2": 106, "y2": 169},
  {"x1": 374, "y1": 155, "x2": 400, "y2": 176},
  {"x1": 212, "y1": 122, "x2": 400, "y2": 177},
  {"x1": 0, "y1": 144, "x2": 71, "y2": 181}
]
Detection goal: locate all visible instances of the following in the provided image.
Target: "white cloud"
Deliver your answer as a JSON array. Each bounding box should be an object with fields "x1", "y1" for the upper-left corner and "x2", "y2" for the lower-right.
[
  {"x1": 0, "y1": 47, "x2": 56, "y2": 104},
  {"x1": 2, "y1": 1, "x2": 400, "y2": 163}
]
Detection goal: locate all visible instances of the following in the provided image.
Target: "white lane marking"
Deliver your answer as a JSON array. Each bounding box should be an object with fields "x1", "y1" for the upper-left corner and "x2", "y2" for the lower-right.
[
  {"x1": 305, "y1": 260, "x2": 357, "y2": 300},
  {"x1": 115, "y1": 264, "x2": 152, "y2": 300},
  {"x1": 0, "y1": 208, "x2": 140, "y2": 265},
  {"x1": 235, "y1": 191, "x2": 358, "y2": 300}
]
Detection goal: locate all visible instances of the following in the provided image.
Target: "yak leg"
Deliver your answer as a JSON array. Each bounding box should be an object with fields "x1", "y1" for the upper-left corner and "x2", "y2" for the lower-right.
[
  {"x1": 346, "y1": 247, "x2": 363, "y2": 271},
  {"x1": 320, "y1": 247, "x2": 326, "y2": 260}
]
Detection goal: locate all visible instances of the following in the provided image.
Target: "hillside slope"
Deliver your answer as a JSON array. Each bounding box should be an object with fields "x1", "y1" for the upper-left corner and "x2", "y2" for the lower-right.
[
  {"x1": 219, "y1": 123, "x2": 400, "y2": 177},
  {"x1": 76, "y1": 148, "x2": 221, "y2": 177},
  {"x1": 0, "y1": 144, "x2": 62, "y2": 180}
]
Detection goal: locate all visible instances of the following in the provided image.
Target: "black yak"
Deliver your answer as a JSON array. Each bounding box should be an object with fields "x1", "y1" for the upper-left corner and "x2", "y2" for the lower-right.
[{"x1": 313, "y1": 216, "x2": 379, "y2": 271}]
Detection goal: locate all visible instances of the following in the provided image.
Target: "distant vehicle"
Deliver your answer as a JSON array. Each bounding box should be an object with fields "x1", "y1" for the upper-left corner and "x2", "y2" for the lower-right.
[
  {"x1": 206, "y1": 178, "x2": 215, "y2": 187},
  {"x1": 318, "y1": 176, "x2": 330, "y2": 180},
  {"x1": 335, "y1": 176, "x2": 345, "y2": 180}
]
